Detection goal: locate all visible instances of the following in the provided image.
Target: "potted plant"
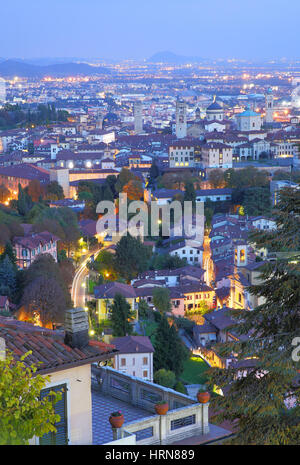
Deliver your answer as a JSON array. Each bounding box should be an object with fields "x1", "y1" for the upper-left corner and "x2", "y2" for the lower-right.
[
  {"x1": 155, "y1": 400, "x2": 169, "y2": 415},
  {"x1": 109, "y1": 410, "x2": 124, "y2": 428},
  {"x1": 197, "y1": 388, "x2": 211, "y2": 404}
]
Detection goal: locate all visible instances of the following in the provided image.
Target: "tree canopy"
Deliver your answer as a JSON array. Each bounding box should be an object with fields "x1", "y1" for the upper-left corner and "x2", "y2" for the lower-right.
[
  {"x1": 110, "y1": 293, "x2": 134, "y2": 337},
  {"x1": 208, "y1": 187, "x2": 300, "y2": 444},
  {"x1": 0, "y1": 352, "x2": 61, "y2": 445}
]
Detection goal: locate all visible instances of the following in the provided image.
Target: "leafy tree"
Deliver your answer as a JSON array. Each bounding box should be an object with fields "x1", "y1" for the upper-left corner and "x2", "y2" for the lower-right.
[
  {"x1": 160, "y1": 171, "x2": 194, "y2": 190},
  {"x1": 207, "y1": 187, "x2": 300, "y2": 445},
  {"x1": 58, "y1": 259, "x2": 75, "y2": 291},
  {"x1": 26, "y1": 180, "x2": 45, "y2": 203},
  {"x1": 0, "y1": 184, "x2": 10, "y2": 203},
  {"x1": 32, "y1": 207, "x2": 80, "y2": 257},
  {"x1": 16, "y1": 184, "x2": 33, "y2": 216},
  {"x1": 174, "y1": 317, "x2": 195, "y2": 337},
  {"x1": 0, "y1": 352, "x2": 61, "y2": 445},
  {"x1": 20, "y1": 276, "x2": 66, "y2": 328},
  {"x1": 184, "y1": 180, "x2": 196, "y2": 204},
  {"x1": 114, "y1": 234, "x2": 151, "y2": 281},
  {"x1": 123, "y1": 179, "x2": 144, "y2": 201},
  {"x1": 0, "y1": 242, "x2": 17, "y2": 268},
  {"x1": 174, "y1": 381, "x2": 187, "y2": 394},
  {"x1": 138, "y1": 299, "x2": 152, "y2": 320},
  {"x1": 23, "y1": 254, "x2": 72, "y2": 310},
  {"x1": 153, "y1": 315, "x2": 189, "y2": 378},
  {"x1": 225, "y1": 167, "x2": 269, "y2": 189},
  {"x1": 25, "y1": 203, "x2": 47, "y2": 223},
  {"x1": 91, "y1": 250, "x2": 117, "y2": 280},
  {"x1": 154, "y1": 369, "x2": 176, "y2": 388},
  {"x1": 45, "y1": 181, "x2": 64, "y2": 201},
  {"x1": 208, "y1": 169, "x2": 225, "y2": 188},
  {"x1": 148, "y1": 160, "x2": 160, "y2": 188},
  {"x1": 204, "y1": 206, "x2": 214, "y2": 228},
  {"x1": 148, "y1": 252, "x2": 187, "y2": 270},
  {"x1": 5, "y1": 220, "x2": 24, "y2": 240},
  {"x1": 110, "y1": 293, "x2": 134, "y2": 337},
  {"x1": 242, "y1": 187, "x2": 271, "y2": 216},
  {"x1": 186, "y1": 300, "x2": 209, "y2": 316},
  {"x1": 272, "y1": 170, "x2": 291, "y2": 181},
  {"x1": 153, "y1": 287, "x2": 172, "y2": 315},
  {"x1": 0, "y1": 225, "x2": 11, "y2": 251},
  {"x1": 115, "y1": 168, "x2": 139, "y2": 193},
  {"x1": 78, "y1": 191, "x2": 94, "y2": 202},
  {"x1": 0, "y1": 256, "x2": 17, "y2": 298}
]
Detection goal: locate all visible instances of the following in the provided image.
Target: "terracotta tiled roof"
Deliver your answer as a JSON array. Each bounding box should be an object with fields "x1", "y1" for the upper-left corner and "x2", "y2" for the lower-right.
[
  {"x1": 13, "y1": 231, "x2": 60, "y2": 250},
  {"x1": 0, "y1": 324, "x2": 117, "y2": 375}
]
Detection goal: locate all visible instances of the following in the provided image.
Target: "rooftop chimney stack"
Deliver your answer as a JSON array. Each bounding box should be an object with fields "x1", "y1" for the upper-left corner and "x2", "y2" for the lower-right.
[
  {"x1": 0, "y1": 337, "x2": 5, "y2": 361},
  {"x1": 64, "y1": 308, "x2": 89, "y2": 349}
]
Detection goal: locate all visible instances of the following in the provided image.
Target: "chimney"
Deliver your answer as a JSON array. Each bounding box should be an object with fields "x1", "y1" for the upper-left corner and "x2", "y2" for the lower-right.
[
  {"x1": 0, "y1": 337, "x2": 5, "y2": 361},
  {"x1": 64, "y1": 308, "x2": 89, "y2": 349}
]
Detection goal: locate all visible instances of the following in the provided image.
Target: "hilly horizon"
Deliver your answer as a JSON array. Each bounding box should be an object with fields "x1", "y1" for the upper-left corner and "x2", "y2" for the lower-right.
[{"x1": 0, "y1": 59, "x2": 111, "y2": 78}]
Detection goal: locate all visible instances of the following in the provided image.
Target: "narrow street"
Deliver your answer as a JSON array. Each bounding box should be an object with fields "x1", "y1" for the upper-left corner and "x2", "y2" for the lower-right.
[
  {"x1": 71, "y1": 249, "x2": 102, "y2": 308},
  {"x1": 203, "y1": 231, "x2": 214, "y2": 287}
]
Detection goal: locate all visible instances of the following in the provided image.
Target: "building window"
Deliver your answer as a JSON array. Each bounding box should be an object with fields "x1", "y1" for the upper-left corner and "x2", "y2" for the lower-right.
[
  {"x1": 143, "y1": 370, "x2": 148, "y2": 378},
  {"x1": 121, "y1": 358, "x2": 126, "y2": 366},
  {"x1": 40, "y1": 384, "x2": 68, "y2": 445},
  {"x1": 143, "y1": 357, "x2": 148, "y2": 365}
]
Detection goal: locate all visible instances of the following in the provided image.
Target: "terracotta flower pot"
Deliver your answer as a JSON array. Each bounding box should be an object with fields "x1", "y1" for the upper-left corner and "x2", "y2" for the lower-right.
[
  {"x1": 109, "y1": 414, "x2": 124, "y2": 428},
  {"x1": 155, "y1": 402, "x2": 169, "y2": 415},
  {"x1": 197, "y1": 391, "x2": 211, "y2": 403}
]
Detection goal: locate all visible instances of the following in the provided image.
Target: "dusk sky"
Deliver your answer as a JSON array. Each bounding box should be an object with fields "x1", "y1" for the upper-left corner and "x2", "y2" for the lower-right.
[{"x1": 2, "y1": 0, "x2": 299, "y2": 61}]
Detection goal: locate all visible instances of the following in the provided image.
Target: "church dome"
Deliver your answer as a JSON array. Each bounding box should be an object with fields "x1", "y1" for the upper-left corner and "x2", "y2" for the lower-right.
[
  {"x1": 207, "y1": 101, "x2": 222, "y2": 111},
  {"x1": 238, "y1": 105, "x2": 259, "y2": 117}
]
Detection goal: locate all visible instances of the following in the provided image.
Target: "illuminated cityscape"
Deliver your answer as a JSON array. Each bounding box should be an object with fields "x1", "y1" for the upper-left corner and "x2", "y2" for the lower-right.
[{"x1": 0, "y1": 0, "x2": 299, "y2": 452}]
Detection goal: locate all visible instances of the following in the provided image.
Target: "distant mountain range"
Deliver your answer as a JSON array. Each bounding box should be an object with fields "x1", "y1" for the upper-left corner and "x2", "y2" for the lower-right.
[
  {"x1": 0, "y1": 60, "x2": 111, "y2": 78},
  {"x1": 148, "y1": 51, "x2": 205, "y2": 64}
]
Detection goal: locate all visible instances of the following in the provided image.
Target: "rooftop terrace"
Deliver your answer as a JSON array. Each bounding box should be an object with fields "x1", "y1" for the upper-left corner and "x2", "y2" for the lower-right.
[{"x1": 91, "y1": 365, "x2": 232, "y2": 445}]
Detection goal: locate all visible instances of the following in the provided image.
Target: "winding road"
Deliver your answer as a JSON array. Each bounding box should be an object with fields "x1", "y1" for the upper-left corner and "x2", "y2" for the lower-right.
[{"x1": 71, "y1": 249, "x2": 102, "y2": 308}]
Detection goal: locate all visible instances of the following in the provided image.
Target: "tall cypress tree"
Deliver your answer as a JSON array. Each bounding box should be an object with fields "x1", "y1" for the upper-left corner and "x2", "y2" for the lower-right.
[
  {"x1": 153, "y1": 315, "x2": 189, "y2": 378},
  {"x1": 0, "y1": 242, "x2": 17, "y2": 269},
  {"x1": 0, "y1": 255, "x2": 17, "y2": 298},
  {"x1": 110, "y1": 293, "x2": 134, "y2": 337},
  {"x1": 16, "y1": 184, "x2": 33, "y2": 216},
  {"x1": 208, "y1": 187, "x2": 300, "y2": 445}
]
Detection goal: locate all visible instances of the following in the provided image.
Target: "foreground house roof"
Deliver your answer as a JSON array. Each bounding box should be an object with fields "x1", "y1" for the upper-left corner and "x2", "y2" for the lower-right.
[{"x1": 0, "y1": 322, "x2": 117, "y2": 375}]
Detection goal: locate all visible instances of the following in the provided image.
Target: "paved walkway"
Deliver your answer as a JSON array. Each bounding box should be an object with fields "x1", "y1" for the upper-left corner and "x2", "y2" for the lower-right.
[
  {"x1": 92, "y1": 388, "x2": 149, "y2": 444},
  {"x1": 185, "y1": 384, "x2": 202, "y2": 400}
]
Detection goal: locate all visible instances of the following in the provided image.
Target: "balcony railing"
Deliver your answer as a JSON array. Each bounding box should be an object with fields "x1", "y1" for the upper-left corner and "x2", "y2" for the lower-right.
[{"x1": 92, "y1": 365, "x2": 209, "y2": 445}]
